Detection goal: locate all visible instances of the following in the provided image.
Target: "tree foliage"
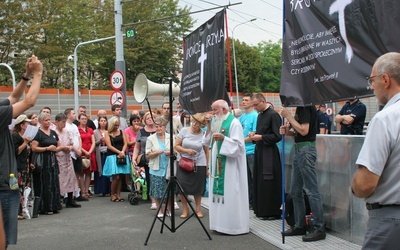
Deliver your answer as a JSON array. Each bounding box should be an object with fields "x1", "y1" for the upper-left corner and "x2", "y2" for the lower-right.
[
  {"x1": 0, "y1": 0, "x2": 192, "y2": 90},
  {"x1": 1, "y1": 1, "x2": 282, "y2": 94},
  {"x1": 227, "y1": 38, "x2": 282, "y2": 94}
]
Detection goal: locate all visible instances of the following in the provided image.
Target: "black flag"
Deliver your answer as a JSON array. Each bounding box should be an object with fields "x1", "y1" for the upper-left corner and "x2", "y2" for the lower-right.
[
  {"x1": 280, "y1": 0, "x2": 400, "y2": 106},
  {"x1": 180, "y1": 9, "x2": 230, "y2": 113}
]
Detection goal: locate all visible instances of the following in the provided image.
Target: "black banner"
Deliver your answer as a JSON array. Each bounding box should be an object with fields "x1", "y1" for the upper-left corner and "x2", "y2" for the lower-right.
[
  {"x1": 180, "y1": 9, "x2": 230, "y2": 113},
  {"x1": 280, "y1": 0, "x2": 400, "y2": 106}
]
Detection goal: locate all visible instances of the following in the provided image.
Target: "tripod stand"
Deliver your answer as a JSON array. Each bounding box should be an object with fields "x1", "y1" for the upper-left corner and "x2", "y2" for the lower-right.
[{"x1": 144, "y1": 78, "x2": 212, "y2": 245}]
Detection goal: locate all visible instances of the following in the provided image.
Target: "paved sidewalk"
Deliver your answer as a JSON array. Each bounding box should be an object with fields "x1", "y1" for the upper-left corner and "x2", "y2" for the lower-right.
[
  {"x1": 202, "y1": 197, "x2": 361, "y2": 250},
  {"x1": 11, "y1": 194, "x2": 279, "y2": 250}
]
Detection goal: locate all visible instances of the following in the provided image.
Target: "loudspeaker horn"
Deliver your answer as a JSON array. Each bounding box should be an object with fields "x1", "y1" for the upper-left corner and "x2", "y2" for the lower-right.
[{"x1": 133, "y1": 73, "x2": 180, "y2": 103}]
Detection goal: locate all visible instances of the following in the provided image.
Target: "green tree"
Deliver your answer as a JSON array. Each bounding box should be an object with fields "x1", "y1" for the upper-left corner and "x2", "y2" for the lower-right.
[
  {"x1": 0, "y1": 0, "x2": 192, "y2": 90},
  {"x1": 227, "y1": 38, "x2": 262, "y2": 93},
  {"x1": 256, "y1": 40, "x2": 282, "y2": 92}
]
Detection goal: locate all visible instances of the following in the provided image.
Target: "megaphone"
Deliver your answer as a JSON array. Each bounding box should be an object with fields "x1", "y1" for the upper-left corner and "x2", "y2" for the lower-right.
[{"x1": 133, "y1": 73, "x2": 180, "y2": 103}]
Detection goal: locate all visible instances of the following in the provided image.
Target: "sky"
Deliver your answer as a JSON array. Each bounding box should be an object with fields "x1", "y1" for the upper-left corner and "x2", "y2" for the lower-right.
[{"x1": 178, "y1": 0, "x2": 284, "y2": 45}]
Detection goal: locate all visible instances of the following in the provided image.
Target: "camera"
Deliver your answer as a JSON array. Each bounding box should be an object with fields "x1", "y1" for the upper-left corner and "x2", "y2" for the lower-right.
[{"x1": 67, "y1": 55, "x2": 74, "y2": 61}]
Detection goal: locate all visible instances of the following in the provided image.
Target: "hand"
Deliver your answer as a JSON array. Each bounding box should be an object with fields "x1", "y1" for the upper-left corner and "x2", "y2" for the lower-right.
[
  {"x1": 186, "y1": 149, "x2": 196, "y2": 155},
  {"x1": 118, "y1": 151, "x2": 125, "y2": 158},
  {"x1": 28, "y1": 55, "x2": 43, "y2": 75},
  {"x1": 280, "y1": 107, "x2": 290, "y2": 119},
  {"x1": 205, "y1": 114, "x2": 212, "y2": 123},
  {"x1": 165, "y1": 150, "x2": 171, "y2": 156},
  {"x1": 23, "y1": 137, "x2": 31, "y2": 144},
  {"x1": 279, "y1": 122, "x2": 290, "y2": 135},
  {"x1": 249, "y1": 133, "x2": 261, "y2": 141},
  {"x1": 342, "y1": 115, "x2": 354, "y2": 125},
  {"x1": 47, "y1": 145, "x2": 56, "y2": 151},
  {"x1": 212, "y1": 133, "x2": 225, "y2": 141}
]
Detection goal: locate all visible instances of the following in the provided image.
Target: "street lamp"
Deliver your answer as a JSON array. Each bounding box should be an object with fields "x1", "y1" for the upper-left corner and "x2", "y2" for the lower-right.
[
  {"x1": 73, "y1": 36, "x2": 117, "y2": 112},
  {"x1": 232, "y1": 18, "x2": 256, "y2": 108}
]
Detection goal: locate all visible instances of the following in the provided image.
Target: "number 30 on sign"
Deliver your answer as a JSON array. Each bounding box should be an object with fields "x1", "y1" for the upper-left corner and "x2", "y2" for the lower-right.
[{"x1": 110, "y1": 70, "x2": 125, "y2": 90}]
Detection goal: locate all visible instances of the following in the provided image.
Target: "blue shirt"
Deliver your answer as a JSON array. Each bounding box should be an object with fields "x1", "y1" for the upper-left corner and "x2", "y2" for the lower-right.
[{"x1": 239, "y1": 110, "x2": 258, "y2": 154}]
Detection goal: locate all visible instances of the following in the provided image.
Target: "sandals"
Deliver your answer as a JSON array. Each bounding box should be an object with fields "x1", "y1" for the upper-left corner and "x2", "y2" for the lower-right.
[
  {"x1": 110, "y1": 195, "x2": 119, "y2": 202},
  {"x1": 196, "y1": 211, "x2": 204, "y2": 218}
]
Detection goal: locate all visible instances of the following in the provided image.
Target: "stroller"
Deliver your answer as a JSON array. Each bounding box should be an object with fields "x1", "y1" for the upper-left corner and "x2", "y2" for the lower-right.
[{"x1": 128, "y1": 166, "x2": 148, "y2": 205}]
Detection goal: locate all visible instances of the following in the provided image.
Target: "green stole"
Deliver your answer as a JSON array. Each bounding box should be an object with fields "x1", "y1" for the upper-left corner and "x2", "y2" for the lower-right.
[{"x1": 212, "y1": 113, "x2": 235, "y2": 204}]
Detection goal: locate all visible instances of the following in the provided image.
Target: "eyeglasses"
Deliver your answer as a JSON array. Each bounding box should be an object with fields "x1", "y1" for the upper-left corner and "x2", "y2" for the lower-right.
[
  {"x1": 366, "y1": 74, "x2": 382, "y2": 87},
  {"x1": 253, "y1": 101, "x2": 263, "y2": 107}
]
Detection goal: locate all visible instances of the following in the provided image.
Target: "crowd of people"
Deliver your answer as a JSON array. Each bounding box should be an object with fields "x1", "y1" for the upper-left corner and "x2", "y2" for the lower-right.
[{"x1": 3, "y1": 53, "x2": 399, "y2": 249}]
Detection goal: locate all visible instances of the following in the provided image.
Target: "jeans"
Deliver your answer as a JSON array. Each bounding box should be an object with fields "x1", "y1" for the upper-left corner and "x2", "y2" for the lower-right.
[
  {"x1": 0, "y1": 190, "x2": 20, "y2": 246},
  {"x1": 290, "y1": 144, "x2": 325, "y2": 231},
  {"x1": 246, "y1": 154, "x2": 254, "y2": 205}
]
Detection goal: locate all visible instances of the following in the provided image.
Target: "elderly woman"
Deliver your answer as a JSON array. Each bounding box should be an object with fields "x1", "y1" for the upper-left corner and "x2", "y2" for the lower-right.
[
  {"x1": 132, "y1": 111, "x2": 156, "y2": 209},
  {"x1": 31, "y1": 112, "x2": 61, "y2": 215},
  {"x1": 174, "y1": 113, "x2": 209, "y2": 218},
  {"x1": 103, "y1": 116, "x2": 131, "y2": 202},
  {"x1": 146, "y1": 116, "x2": 172, "y2": 217},
  {"x1": 54, "y1": 113, "x2": 80, "y2": 208}
]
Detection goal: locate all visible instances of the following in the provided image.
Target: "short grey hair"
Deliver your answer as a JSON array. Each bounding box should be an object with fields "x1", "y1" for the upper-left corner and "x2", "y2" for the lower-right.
[
  {"x1": 38, "y1": 112, "x2": 51, "y2": 122},
  {"x1": 375, "y1": 52, "x2": 400, "y2": 83}
]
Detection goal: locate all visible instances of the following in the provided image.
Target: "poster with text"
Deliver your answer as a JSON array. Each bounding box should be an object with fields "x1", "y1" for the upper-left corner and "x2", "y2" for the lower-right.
[
  {"x1": 280, "y1": 0, "x2": 400, "y2": 106},
  {"x1": 180, "y1": 9, "x2": 230, "y2": 113}
]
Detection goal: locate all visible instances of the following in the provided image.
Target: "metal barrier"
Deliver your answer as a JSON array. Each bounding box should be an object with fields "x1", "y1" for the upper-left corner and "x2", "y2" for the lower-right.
[{"x1": 282, "y1": 135, "x2": 367, "y2": 245}]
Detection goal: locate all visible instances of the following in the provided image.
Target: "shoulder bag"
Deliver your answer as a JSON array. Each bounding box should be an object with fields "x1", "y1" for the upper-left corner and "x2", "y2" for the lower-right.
[{"x1": 178, "y1": 157, "x2": 195, "y2": 172}]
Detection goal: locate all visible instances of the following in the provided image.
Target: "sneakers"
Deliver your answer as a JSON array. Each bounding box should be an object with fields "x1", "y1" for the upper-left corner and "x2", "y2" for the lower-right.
[
  {"x1": 302, "y1": 230, "x2": 326, "y2": 242},
  {"x1": 282, "y1": 227, "x2": 307, "y2": 236},
  {"x1": 150, "y1": 203, "x2": 157, "y2": 210},
  {"x1": 174, "y1": 202, "x2": 180, "y2": 210}
]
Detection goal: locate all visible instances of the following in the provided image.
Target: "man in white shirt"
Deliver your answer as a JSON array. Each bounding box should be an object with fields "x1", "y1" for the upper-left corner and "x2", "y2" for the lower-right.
[
  {"x1": 64, "y1": 108, "x2": 87, "y2": 202},
  {"x1": 111, "y1": 104, "x2": 128, "y2": 130}
]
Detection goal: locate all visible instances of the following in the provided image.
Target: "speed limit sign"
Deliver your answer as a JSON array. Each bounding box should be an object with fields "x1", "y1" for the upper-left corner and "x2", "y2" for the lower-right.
[{"x1": 110, "y1": 70, "x2": 125, "y2": 90}]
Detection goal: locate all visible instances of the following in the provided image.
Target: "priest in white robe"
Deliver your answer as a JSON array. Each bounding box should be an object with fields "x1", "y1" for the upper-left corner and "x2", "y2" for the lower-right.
[{"x1": 203, "y1": 99, "x2": 249, "y2": 235}]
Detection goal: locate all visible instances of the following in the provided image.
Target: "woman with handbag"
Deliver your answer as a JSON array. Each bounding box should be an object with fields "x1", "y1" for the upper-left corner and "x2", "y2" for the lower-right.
[
  {"x1": 31, "y1": 112, "x2": 62, "y2": 215},
  {"x1": 103, "y1": 116, "x2": 130, "y2": 202},
  {"x1": 93, "y1": 116, "x2": 111, "y2": 196},
  {"x1": 145, "y1": 116, "x2": 172, "y2": 217},
  {"x1": 174, "y1": 113, "x2": 209, "y2": 218},
  {"x1": 131, "y1": 111, "x2": 156, "y2": 209},
  {"x1": 78, "y1": 113, "x2": 97, "y2": 199}
]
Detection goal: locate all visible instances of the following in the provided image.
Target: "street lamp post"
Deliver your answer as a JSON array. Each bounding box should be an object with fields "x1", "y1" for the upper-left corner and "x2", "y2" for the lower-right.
[
  {"x1": 73, "y1": 36, "x2": 117, "y2": 112},
  {"x1": 232, "y1": 18, "x2": 256, "y2": 108}
]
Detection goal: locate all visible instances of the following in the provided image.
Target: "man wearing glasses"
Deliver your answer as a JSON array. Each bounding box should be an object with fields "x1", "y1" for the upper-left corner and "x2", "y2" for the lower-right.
[
  {"x1": 249, "y1": 93, "x2": 282, "y2": 220},
  {"x1": 334, "y1": 98, "x2": 366, "y2": 135},
  {"x1": 352, "y1": 52, "x2": 400, "y2": 249}
]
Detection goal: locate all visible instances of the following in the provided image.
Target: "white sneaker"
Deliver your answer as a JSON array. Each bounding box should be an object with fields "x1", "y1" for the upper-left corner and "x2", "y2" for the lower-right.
[
  {"x1": 174, "y1": 202, "x2": 180, "y2": 210},
  {"x1": 150, "y1": 203, "x2": 157, "y2": 210},
  {"x1": 157, "y1": 213, "x2": 164, "y2": 218}
]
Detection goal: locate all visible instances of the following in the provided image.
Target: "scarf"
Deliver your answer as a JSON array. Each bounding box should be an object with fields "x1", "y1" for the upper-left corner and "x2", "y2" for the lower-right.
[{"x1": 213, "y1": 113, "x2": 234, "y2": 203}]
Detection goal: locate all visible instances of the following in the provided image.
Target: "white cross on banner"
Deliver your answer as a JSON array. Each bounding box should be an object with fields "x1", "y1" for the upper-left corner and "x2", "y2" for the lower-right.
[{"x1": 180, "y1": 9, "x2": 230, "y2": 114}]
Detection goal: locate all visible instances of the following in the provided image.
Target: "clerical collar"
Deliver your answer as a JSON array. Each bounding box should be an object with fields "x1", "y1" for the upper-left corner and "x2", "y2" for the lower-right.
[{"x1": 260, "y1": 106, "x2": 270, "y2": 114}]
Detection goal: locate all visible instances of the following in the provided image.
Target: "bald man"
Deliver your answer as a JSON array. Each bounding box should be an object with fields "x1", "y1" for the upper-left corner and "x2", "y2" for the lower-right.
[{"x1": 93, "y1": 110, "x2": 107, "y2": 129}]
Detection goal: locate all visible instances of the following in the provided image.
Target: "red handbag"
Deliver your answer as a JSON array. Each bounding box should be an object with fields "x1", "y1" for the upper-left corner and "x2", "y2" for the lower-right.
[{"x1": 178, "y1": 157, "x2": 195, "y2": 172}]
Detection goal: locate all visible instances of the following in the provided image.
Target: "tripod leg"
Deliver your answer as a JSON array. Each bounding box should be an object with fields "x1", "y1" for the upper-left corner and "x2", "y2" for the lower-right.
[
  {"x1": 144, "y1": 179, "x2": 174, "y2": 245},
  {"x1": 175, "y1": 178, "x2": 212, "y2": 240}
]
